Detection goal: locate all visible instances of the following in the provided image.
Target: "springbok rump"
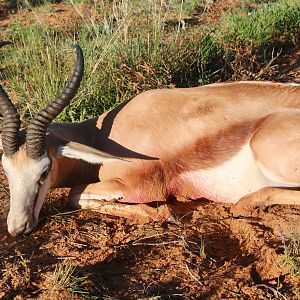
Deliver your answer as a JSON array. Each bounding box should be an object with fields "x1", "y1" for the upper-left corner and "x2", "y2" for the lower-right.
[{"x1": 1, "y1": 42, "x2": 300, "y2": 236}]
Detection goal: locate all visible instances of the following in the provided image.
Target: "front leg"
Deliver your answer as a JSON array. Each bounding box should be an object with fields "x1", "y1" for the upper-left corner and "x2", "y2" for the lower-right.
[
  {"x1": 68, "y1": 181, "x2": 174, "y2": 222},
  {"x1": 231, "y1": 187, "x2": 300, "y2": 217},
  {"x1": 69, "y1": 180, "x2": 125, "y2": 203}
]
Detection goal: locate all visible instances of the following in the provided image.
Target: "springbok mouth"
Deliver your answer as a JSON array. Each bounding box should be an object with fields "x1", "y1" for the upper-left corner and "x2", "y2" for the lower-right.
[{"x1": 22, "y1": 218, "x2": 37, "y2": 235}]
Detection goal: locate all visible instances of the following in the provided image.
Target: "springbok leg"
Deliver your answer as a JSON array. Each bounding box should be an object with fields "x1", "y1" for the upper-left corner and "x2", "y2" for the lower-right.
[
  {"x1": 231, "y1": 187, "x2": 300, "y2": 217},
  {"x1": 232, "y1": 111, "x2": 300, "y2": 216},
  {"x1": 68, "y1": 181, "x2": 173, "y2": 222}
]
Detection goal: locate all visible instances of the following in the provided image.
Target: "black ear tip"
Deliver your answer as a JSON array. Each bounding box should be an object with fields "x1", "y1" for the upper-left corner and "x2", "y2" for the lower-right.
[{"x1": 0, "y1": 41, "x2": 13, "y2": 48}]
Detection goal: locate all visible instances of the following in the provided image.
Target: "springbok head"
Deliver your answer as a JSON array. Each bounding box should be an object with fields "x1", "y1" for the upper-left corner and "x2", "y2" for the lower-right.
[{"x1": 0, "y1": 43, "x2": 115, "y2": 235}]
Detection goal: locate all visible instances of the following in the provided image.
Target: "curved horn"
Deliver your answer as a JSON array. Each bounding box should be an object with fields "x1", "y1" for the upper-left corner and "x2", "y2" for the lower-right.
[
  {"x1": 0, "y1": 41, "x2": 21, "y2": 157},
  {"x1": 26, "y1": 45, "x2": 84, "y2": 159},
  {"x1": 0, "y1": 41, "x2": 13, "y2": 48}
]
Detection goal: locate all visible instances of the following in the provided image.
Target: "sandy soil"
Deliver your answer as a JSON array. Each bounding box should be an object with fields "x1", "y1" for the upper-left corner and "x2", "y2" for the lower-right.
[
  {"x1": 1, "y1": 1, "x2": 300, "y2": 299},
  {"x1": 1, "y1": 162, "x2": 300, "y2": 299}
]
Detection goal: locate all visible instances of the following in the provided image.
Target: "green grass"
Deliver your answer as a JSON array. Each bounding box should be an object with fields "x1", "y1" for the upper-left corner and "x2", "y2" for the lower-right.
[
  {"x1": 280, "y1": 231, "x2": 300, "y2": 277},
  {"x1": 217, "y1": 0, "x2": 300, "y2": 45},
  {"x1": 0, "y1": 0, "x2": 300, "y2": 123},
  {"x1": 209, "y1": 0, "x2": 300, "y2": 80}
]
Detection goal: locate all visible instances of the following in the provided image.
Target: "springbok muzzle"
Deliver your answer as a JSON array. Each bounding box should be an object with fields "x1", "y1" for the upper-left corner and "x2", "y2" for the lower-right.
[{"x1": 7, "y1": 210, "x2": 36, "y2": 236}]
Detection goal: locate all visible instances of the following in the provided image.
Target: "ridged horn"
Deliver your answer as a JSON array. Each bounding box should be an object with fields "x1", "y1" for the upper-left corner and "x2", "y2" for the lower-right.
[
  {"x1": 26, "y1": 45, "x2": 84, "y2": 159},
  {"x1": 0, "y1": 41, "x2": 21, "y2": 157}
]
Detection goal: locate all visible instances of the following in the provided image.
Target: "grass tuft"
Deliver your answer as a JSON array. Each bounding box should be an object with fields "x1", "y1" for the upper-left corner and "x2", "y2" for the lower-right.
[
  {"x1": 217, "y1": 0, "x2": 300, "y2": 46},
  {"x1": 52, "y1": 260, "x2": 96, "y2": 298},
  {"x1": 280, "y1": 231, "x2": 300, "y2": 277}
]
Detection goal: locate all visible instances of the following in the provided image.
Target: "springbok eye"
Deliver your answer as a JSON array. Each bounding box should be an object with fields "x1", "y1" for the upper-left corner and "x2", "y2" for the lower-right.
[
  {"x1": 41, "y1": 169, "x2": 49, "y2": 179},
  {"x1": 38, "y1": 169, "x2": 49, "y2": 185}
]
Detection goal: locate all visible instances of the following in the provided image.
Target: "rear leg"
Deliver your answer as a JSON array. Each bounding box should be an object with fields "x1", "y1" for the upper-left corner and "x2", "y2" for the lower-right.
[
  {"x1": 231, "y1": 187, "x2": 300, "y2": 217},
  {"x1": 231, "y1": 111, "x2": 300, "y2": 216},
  {"x1": 68, "y1": 180, "x2": 174, "y2": 222}
]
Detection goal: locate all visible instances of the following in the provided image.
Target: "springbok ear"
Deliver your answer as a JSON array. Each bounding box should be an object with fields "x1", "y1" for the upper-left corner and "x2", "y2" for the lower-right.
[{"x1": 58, "y1": 141, "x2": 127, "y2": 164}]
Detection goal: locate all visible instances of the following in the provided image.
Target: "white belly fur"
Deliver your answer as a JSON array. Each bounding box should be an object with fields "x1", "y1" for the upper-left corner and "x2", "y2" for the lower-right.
[{"x1": 178, "y1": 143, "x2": 287, "y2": 203}]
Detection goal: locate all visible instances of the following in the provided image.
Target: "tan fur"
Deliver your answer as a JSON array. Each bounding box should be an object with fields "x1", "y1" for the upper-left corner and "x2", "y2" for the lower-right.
[
  {"x1": 5, "y1": 81, "x2": 300, "y2": 234},
  {"x1": 44, "y1": 82, "x2": 300, "y2": 209}
]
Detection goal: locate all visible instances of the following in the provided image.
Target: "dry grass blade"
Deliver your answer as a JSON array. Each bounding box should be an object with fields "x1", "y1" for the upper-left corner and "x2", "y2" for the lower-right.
[
  {"x1": 185, "y1": 263, "x2": 203, "y2": 286},
  {"x1": 52, "y1": 260, "x2": 87, "y2": 291},
  {"x1": 253, "y1": 284, "x2": 288, "y2": 300}
]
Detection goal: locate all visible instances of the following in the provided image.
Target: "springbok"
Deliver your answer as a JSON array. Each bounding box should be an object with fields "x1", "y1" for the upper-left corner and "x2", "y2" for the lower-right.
[{"x1": 1, "y1": 41, "x2": 300, "y2": 236}]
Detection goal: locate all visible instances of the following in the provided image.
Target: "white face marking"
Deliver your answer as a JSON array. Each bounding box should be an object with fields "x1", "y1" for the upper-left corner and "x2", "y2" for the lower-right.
[
  {"x1": 178, "y1": 143, "x2": 278, "y2": 203},
  {"x1": 2, "y1": 151, "x2": 51, "y2": 235}
]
